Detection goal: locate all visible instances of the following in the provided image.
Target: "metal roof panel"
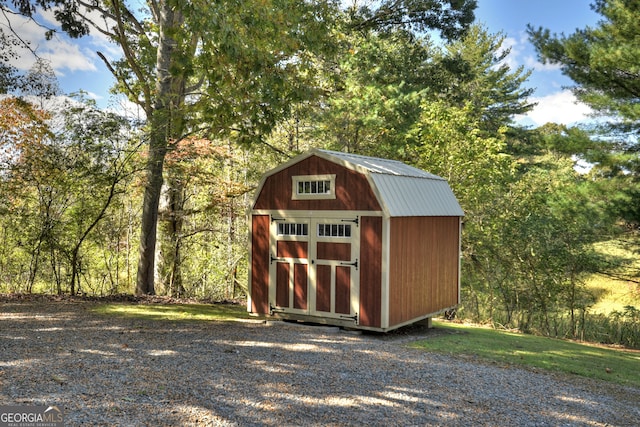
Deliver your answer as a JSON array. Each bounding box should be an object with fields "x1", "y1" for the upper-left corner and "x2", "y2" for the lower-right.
[
  {"x1": 370, "y1": 174, "x2": 464, "y2": 217},
  {"x1": 317, "y1": 149, "x2": 442, "y2": 179}
]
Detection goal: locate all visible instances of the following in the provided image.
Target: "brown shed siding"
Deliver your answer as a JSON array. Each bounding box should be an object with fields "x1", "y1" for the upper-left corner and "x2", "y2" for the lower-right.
[
  {"x1": 277, "y1": 241, "x2": 308, "y2": 259},
  {"x1": 293, "y1": 264, "x2": 308, "y2": 310},
  {"x1": 359, "y1": 216, "x2": 383, "y2": 328},
  {"x1": 388, "y1": 216, "x2": 460, "y2": 326},
  {"x1": 335, "y1": 266, "x2": 351, "y2": 315},
  {"x1": 276, "y1": 263, "x2": 290, "y2": 307},
  {"x1": 317, "y1": 242, "x2": 351, "y2": 261},
  {"x1": 316, "y1": 264, "x2": 332, "y2": 312},
  {"x1": 250, "y1": 215, "x2": 270, "y2": 314},
  {"x1": 253, "y1": 155, "x2": 382, "y2": 212}
]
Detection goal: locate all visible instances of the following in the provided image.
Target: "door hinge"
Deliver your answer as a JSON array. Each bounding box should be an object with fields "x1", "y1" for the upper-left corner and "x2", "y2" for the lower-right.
[
  {"x1": 340, "y1": 259, "x2": 358, "y2": 270},
  {"x1": 270, "y1": 253, "x2": 284, "y2": 264},
  {"x1": 270, "y1": 303, "x2": 286, "y2": 315},
  {"x1": 340, "y1": 312, "x2": 358, "y2": 323},
  {"x1": 341, "y1": 216, "x2": 359, "y2": 226}
]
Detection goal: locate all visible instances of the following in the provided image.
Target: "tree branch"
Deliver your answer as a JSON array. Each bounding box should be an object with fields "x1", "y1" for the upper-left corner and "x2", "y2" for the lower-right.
[{"x1": 107, "y1": 0, "x2": 152, "y2": 113}]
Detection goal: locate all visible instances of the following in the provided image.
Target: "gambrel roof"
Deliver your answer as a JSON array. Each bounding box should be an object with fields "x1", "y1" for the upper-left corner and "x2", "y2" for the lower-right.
[
  {"x1": 315, "y1": 149, "x2": 464, "y2": 217},
  {"x1": 257, "y1": 149, "x2": 464, "y2": 218}
]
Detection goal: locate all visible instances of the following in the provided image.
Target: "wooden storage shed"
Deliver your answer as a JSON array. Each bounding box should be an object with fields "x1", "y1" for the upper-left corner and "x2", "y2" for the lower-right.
[{"x1": 248, "y1": 149, "x2": 464, "y2": 331}]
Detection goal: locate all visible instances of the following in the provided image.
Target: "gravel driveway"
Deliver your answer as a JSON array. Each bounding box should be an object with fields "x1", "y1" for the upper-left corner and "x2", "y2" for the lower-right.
[{"x1": 1, "y1": 300, "x2": 639, "y2": 426}]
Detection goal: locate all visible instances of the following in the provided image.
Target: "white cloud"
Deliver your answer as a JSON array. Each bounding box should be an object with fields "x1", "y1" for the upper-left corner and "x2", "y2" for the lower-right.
[
  {"x1": 523, "y1": 55, "x2": 561, "y2": 72},
  {"x1": 106, "y1": 95, "x2": 148, "y2": 121},
  {"x1": 4, "y1": 8, "x2": 118, "y2": 75},
  {"x1": 496, "y1": 31, "x2": 562, "y2": 74},
  {"x1": 42, "y1": 42, "x2": 98, "y2": 74},
  {"x1": 517, "y1": 90, "x2": 593, "y2": 126}
]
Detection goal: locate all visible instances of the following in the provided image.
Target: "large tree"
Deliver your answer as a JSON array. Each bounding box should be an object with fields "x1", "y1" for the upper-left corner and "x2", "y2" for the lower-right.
[
  {"x1": 2, "y1": 0, "x2": 343, "y2": 294},
  {"x1": 528, "y1": 0, "x2": 639, "y2": 135},
  {"x1": 528, "y1": 0, "x2": 639, "y2": 226},
  {"x1": 347, "y1": 0, "x2": 476, "y2": 39},
  {"x1": 437, "y1": 24, "x2": 534, "y2": 133},
  {"x1": 2, "y1": 0, "x2": 479, "y2": 295}
]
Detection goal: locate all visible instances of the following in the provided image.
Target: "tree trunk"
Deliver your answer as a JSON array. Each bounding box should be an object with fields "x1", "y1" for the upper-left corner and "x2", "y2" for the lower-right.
[
  {"x1": 70, "y1": 249, "x2": 79, "y2": 296},
  {"x1": 135, "y1": 0, "x2": 184, "y2": 295},
  {"x1": 136, "y1": 132, "x2": 166, "y2": 295},
  {"x1": 159, "y1": 177, "x2": 185, "y2": 297}
]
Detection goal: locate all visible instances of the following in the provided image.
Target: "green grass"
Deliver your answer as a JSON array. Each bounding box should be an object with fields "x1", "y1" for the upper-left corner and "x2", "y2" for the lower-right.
[
  {"x1": 92, "y1": 302, "x2": 253, "y2": 321},
  {"x1": 412, "y1": 321, "x2": 640, "y2": 388}
]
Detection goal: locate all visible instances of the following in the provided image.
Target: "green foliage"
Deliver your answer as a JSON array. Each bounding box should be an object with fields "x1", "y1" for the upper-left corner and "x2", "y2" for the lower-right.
[
  {"x1": 156, "y1": 141, "x2": 255, "y2": 299},
  {"x1": 438, "y1": 25, "x2": 534, "y2": 131},
  {"x1": 406, "y1": 100, "x2": 513, "y2": 204},
  {"x1": 308, "y1": 30, "x2": 433, "y2": 156},
  {"x1": 444, "y1": 117, "x2": 630, "y2": 340},
  {"x1": 347, "y1": 0, "x2": 477, "y2": 40},
  {"x1": 301, "y1": 24, "x2": 532, "y2": 158},
  {"x1": 460, "y1": 147, "x2": 619, "y2": 336},
  {"x1": 0, "y1": 96, "x2": 142, "y2": 295},
  {"x1": 528, "y1": 0, "x2": 640, "y2": 130},
  {"x1": 609, "y1": 306, "x2": 640, "y2": 347},
  {"x1": 528, "y1": 1, "x2": 640, "y2": 227},
  {"x1": 555, "y1": 307, "x2": 640, "y2": 349}
]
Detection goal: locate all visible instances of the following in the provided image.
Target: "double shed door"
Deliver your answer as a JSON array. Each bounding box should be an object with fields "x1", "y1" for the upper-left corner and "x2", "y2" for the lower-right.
[{"x1": 270, "y1": 216, "x2": 359, "y2": 321}]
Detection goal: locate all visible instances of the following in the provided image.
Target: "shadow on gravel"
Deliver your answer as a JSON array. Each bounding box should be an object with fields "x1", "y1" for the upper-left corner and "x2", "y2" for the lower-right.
[{"x1": 1, "y1": 301, "x2": 639, "y2": 426}]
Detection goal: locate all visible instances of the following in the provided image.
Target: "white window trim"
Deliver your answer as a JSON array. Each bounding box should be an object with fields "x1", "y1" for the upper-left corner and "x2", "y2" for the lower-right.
[
  {"x1": 291, "y1": 174, "x2": 336, "y2": 200},
  {"x1": 276, "y1": 222, "x2": 309, "y2": 237},
  {"x1": 317, "y1": 223, "x2": 352, "y2": 239}
]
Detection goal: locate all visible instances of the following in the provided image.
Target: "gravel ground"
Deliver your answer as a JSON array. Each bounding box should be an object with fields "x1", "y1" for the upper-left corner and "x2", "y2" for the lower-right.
[{"x1": 1, "y1": 300, "x2": 639, "y2": 426}]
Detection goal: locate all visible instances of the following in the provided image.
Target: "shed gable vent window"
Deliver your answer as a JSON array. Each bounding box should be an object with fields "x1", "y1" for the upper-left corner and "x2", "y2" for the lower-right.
[
  {"x1": 292, "y1": 175, "x2": 336, "y2": 200},
  {"x1": 277, "y1": 223, "x2": 308, "y2": 236},
  {"x1": 318, "y1": 223, "x2": 351, "y2": 238},
  {"x1": 299, "y1": 180, "x2": 330, "y2": 194}
]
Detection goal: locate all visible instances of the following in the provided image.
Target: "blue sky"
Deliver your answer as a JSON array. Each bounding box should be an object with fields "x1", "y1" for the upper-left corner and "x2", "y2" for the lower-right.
[
  {"x1": 6, "y1": 1, "x2": 602, "y2": 126},
  {"x1": 474, "y1": 0, "x2": 601, "y2": 126}
]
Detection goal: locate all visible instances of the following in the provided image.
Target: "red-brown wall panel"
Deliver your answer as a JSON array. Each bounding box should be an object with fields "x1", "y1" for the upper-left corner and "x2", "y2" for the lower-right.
[
  {"x1": 317, "y1": 242, "x2": 351, "y2": 261},
  {"x1": 335, "y1": 266, "x2": 351, "y2": 315},
  {"x1": 316, "y1": 264, "x2": 332, "y2": 312},
  {"x1": 277, "y1": 241, "x2": 308, "y2": 259},
  {"x1": 253, "y1": 155, "x2": 382, "y2": 212},
  {"x1": 276, "y1": 263, "x2": 290, "y2": 308},
  {"x1": 359, "y1": 216, "x2": 382, "y2": 328},
  {"x1": 250, "y1": 215, "x2": 270, "y2": 314},
  {"x1": 293, "y1": 263, "x2": 308, "y2": 310},
  {"x1": 388, "y1": 216, "x2": 460, "y2": 326}
]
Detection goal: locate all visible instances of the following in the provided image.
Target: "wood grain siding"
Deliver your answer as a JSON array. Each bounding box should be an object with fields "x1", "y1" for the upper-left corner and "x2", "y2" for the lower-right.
[
  {"x1": 388, "y1": 216, "x2": 460, "y2": 326},
  {"x1": 250, "y1": 215, "x2": 270, "y2": 314},
  {"x1": 277, "y1": 241, "x2": 308, "y2": 259},
  {"x1": 317, "y1": 242, "x2": 351, "y2": 261},
  {"x1": 293, "y1": 263, "x2": 308, "y2": 310},
  {"x1": 359, "y1": 216, "x2": 382, "y2": 328},
  {"x1": 335, "y1": 266, "x2": 351, "y2": 315},
  {"x1": 276, "y1": 262, "x2": 290, "y2": 307},
  {"x1": 253, "y1": 155, "x2": 382, "y2": 211},
  {"x1": 316, "y1": 264, "x2": 332, "y2": 312}
]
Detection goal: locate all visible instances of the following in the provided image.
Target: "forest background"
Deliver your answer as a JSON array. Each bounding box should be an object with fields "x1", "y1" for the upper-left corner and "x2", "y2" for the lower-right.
[{"x1": 0, "y1": 0, "x2": 638, "y2": 347}]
